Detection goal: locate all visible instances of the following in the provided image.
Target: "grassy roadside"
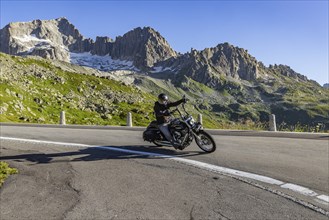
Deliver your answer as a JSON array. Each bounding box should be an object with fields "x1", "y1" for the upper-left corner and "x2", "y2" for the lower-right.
[{"x1": 0, "y1": 161, "x2": 18, "y2": 187}]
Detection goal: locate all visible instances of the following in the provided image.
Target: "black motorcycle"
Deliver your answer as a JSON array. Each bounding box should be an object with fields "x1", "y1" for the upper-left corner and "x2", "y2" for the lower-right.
[{"x1": 143, "y1": 101, "x2": 216, "y2": 153}]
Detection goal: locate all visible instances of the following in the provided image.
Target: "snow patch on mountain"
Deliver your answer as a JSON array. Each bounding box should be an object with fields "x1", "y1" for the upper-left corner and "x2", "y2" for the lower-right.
[
  {"x1": 70, "y1": 52, "x2": 139, "y2": 72},
  {"x1": 13, "y1": 34, "x2": 51, "y2": 43},
  {"x1": 12, "y1": 34, "x2": 53, "y2": 53},
  {"x1": 150, "y1": 66, "x2": 174, "y2": 73}
]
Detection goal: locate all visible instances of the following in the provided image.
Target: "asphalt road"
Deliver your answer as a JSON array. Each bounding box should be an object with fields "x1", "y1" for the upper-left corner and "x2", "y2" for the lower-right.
[{"x1": 0, "y1": 125, "x2": 328, "y2": 219}]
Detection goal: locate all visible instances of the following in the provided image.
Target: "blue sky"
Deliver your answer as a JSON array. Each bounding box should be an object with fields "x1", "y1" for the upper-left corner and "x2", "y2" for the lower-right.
[{"x1": 1, "y1": 0, "x2": 328, "y2": 85}]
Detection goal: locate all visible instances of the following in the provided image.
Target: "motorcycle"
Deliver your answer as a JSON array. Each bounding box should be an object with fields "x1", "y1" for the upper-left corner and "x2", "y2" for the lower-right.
[{"x1": 143, "y1": 99, "x2": 216, "y2": 153}]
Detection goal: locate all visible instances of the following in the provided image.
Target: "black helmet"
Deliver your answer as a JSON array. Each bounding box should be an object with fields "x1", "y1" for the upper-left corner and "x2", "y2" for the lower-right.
[{"x1": 158, "y1": 93, "x2": 168, "y2": 104}]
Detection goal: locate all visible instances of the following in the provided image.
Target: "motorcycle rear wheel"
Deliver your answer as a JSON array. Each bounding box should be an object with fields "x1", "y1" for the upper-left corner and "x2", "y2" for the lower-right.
[{"x1": 195, "y1": 131, "x2": 216, "y2": 153}]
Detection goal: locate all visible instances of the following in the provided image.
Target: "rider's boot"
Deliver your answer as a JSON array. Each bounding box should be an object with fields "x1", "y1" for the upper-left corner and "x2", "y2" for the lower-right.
[{"x1": 171, "y1": 141, "x2": 181, "y2": 150}]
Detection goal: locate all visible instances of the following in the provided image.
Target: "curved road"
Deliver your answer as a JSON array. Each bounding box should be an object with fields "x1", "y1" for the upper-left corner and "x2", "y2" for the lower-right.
[{"x1": 0, "y1": 125, "x2": 328, "y2": 219}]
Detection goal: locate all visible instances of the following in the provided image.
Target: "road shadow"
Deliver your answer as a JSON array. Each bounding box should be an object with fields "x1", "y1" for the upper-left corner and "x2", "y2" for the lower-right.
[{"x1": 0, "y1": 145, "x2": 207, "y2": 164}]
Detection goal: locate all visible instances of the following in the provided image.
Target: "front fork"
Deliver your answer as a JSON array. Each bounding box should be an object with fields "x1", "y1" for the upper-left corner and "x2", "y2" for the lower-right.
[{"x1": 192, "y1": 130, "x2": 202, "y2": 141}]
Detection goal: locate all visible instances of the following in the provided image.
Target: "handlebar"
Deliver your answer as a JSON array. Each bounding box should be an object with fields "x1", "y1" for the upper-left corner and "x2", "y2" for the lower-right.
[
  {"x1": 168, "y1": 95, "x2": 189, "y2": 118},
  {"x1": 170, "y1": 108, "x2": 179, "y2": 114},
  {"x1": 182, "y1": 102, "x2": 188, "y2": 115}
]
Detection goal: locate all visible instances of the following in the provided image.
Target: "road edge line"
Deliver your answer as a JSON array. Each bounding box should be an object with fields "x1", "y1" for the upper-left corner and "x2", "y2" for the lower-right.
[{"x1": 1, "y1": 136, "x2": 328, "y2": 216}]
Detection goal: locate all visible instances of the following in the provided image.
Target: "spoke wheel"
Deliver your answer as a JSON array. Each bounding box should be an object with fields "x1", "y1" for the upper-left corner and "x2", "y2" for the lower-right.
[{"x1": 195, "y1": 131, "x2": 216, "y2": 153}]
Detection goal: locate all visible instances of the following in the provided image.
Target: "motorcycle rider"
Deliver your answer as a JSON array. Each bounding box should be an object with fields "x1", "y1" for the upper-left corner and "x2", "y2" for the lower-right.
[{"x1": 154, "y1": 93, "x2": 186, "y2": 149}]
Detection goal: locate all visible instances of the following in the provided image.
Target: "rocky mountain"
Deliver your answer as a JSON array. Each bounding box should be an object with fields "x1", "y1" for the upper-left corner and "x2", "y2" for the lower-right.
[
  {"x1": 153, "y1": 43, "x2": 315, "y2": 90},
  {"x1": 323, "y1": 83, "x2": 329, "y2": 89},
  {"x1": 110, "y1": 27, "x2": 177, "y2": 69},
  {"x1": 0, "y1": 18, "x2": 176, "y2": 70},
  {"x1": 1, "y1": 18, "x2": 328, "y2": 130},
  {"x1": 0, "y1": 18, "x2": 92, "y2": 62},
  {"x1": 153, "y1": 43, "x2": 263, "y2": 87}
]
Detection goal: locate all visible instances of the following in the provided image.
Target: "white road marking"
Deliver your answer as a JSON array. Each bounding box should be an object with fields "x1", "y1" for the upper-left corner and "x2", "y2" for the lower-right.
[
  {"x1": 281, "y1": 183, "x2": 318, "y2": 196},
  {"x1": 1, "y1": 136, "x2": 328, "y2": 206},
  {"x1": 0, "y1": 136, "x2": 90, "y2": 147},
  {"x1": 170, "y1": 157, "x2": 284, "y2": 185},
  {"x1": 317, "y1": 195, "x2": 329, "y2": 203}
]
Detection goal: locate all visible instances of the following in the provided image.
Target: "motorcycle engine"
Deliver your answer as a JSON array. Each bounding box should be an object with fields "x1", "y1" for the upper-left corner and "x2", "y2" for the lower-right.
[{"x1": 170, "y1": 122, "x2": 193, "y2": 149}]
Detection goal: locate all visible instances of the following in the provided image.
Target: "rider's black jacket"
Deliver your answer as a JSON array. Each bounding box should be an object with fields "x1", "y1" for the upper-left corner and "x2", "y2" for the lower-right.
[{"x1": 154, "y1": 99, "x2": 184, "y2": 124}]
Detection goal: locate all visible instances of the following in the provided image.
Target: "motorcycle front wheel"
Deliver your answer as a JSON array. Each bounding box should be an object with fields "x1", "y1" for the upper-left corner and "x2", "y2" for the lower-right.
[{"x1": 195, "y1": 131, "x2": 216, "y2": 153}]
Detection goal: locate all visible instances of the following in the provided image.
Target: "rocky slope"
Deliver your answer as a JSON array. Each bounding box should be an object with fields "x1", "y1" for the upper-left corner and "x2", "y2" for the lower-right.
[{"x1": 0, "y1": 53, "x2": 155, "y2": 125}]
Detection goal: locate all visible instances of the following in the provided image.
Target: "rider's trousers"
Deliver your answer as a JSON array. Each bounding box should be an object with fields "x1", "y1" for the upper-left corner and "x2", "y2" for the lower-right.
[{"x1": 158, "y1": 123, "x2": 174, "y2": 143}]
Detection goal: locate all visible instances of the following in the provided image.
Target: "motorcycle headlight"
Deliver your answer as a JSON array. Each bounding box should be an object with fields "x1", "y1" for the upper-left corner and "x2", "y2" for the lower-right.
[{"x1": 189, "y1": 117, "x2": 195, "y2": 125}]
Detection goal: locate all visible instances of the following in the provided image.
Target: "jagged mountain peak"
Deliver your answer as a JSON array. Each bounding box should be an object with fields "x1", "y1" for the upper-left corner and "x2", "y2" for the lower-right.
[
  {"x1": 153, "y1": 42, "x2": 262, "y2": 86},
  {"x1": 7, "y1": 17, "x2": 72, "y2": 29},
  {"x1": 204, "y1": 43, "x2": 253, "y2": 58},
  {"x1": 0, "y1": 17, "x2": 92, "y2": 62},
  {"x1": 113, "y1": 26, "x2": 171, "y2": 46},
  {"x1": 111, "y1": 26, "x2": 177, "y2": 68},
  {"x1": 55, "y1": 17, "x2": 69, "y2": 22},
  {"x1": 126, "y1": 26, "x2": 160, "y2": 36}
]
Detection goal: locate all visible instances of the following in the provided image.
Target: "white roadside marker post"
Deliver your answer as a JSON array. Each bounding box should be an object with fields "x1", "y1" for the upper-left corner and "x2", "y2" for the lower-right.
[
  {"x1": 127, "y1": 112, "x2": 132, "y2": 127},
  {"x1": 197, "y1": 113, "x2": 203, "y2": 124},
  {"x1": 269, "y1": 114, "x2": 277, "y2": 131},
  {"x1": 60, "y1": 111, "x2": 66, "y2": 125}
]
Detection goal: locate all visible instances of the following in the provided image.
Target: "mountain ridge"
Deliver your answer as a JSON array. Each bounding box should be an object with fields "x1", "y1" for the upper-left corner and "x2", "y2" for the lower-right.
[{"x1": 0, "y1": 17, "x2": 317, "y2": 86}]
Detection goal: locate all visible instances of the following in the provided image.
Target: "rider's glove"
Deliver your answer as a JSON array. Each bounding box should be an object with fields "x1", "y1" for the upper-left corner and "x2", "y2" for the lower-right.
[{"x1": 162, "y1": 110, "x2": 170, "y2": 116}]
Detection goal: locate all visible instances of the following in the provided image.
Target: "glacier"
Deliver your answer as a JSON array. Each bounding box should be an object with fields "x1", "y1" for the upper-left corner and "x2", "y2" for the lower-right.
[{"x1": 70, "y1": 52, "x2": 139, "y2": 72}]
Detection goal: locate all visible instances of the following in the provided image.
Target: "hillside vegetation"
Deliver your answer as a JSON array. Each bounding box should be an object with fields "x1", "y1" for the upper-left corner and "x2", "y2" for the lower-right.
[
  {"x1": 0, "y1": 53, "x2": 222, "y2": 128},
  {"x1": 1, "y1": 53, "x2": 328, "y2": 131},
  {"x1": 0, "y1": 53, "x2": 155, "y2": 126}
]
